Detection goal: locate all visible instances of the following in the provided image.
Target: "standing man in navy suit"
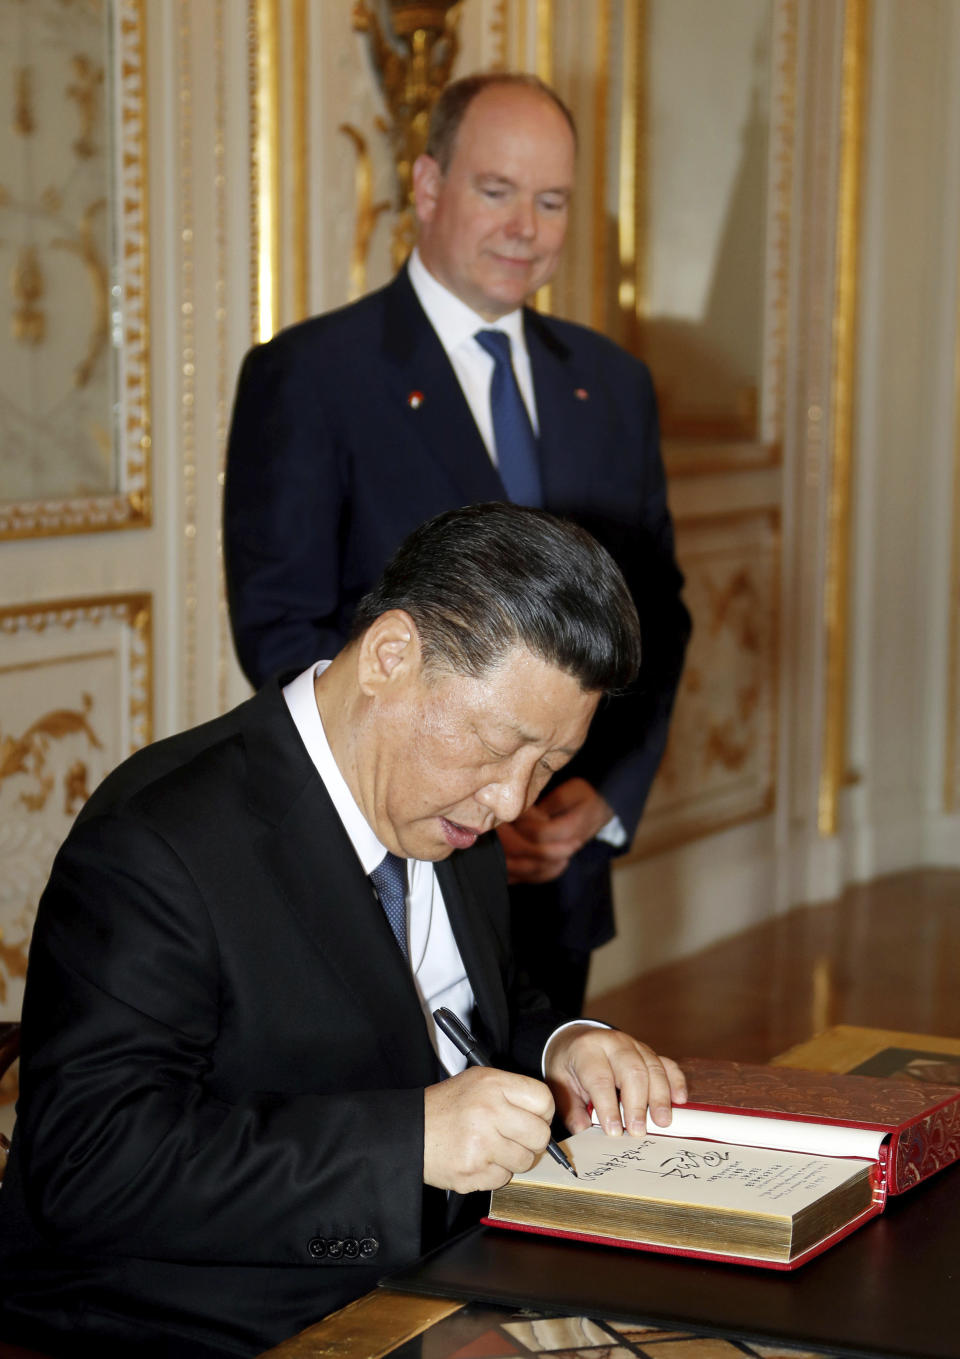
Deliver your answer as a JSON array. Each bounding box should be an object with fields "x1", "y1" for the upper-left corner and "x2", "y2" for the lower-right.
[{"x1": 224, "y1": 72, "x2": 691, "y2": 1015}]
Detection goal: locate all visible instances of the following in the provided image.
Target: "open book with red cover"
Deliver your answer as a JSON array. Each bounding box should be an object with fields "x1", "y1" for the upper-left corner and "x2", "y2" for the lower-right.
[{"x1": 483, "y1": 1056, "x2": 960, "y2": 1269}]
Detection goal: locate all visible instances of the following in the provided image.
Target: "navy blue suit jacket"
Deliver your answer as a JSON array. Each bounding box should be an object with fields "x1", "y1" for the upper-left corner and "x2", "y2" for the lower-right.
[{"x1": 224, "y1": 268, "x2": 690, "y2": 952}]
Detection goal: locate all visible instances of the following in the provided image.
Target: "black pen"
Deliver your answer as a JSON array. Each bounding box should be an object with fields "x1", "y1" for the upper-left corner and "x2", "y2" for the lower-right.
[{"x1": 433, "y1": 1006, "x2": 578, "y2": 1178}]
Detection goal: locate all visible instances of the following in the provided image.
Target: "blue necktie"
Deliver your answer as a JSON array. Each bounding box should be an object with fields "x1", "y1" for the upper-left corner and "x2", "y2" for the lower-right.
[
  {"x1": 474, "y1": 329, "x2": 543, "y2": 507},
  {"x1": 370, "y1": 852, "x2": 408, "y2": 958}
]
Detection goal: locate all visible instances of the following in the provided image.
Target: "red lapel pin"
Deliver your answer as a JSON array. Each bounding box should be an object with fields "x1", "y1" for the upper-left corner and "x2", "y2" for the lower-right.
[
  {"x1": 574, "y1": 387, "x2": 589, "y2": 401},
  {"x1": 407, "y1": 390, "x2": 424, "y2": 409}
]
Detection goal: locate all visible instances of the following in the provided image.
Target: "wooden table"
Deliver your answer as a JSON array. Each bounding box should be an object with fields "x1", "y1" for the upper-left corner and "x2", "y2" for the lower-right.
[
  {"x1": 260, "y1": 1025, "x2": 960, "y2": 1358},
  {"x1": 257, "y1": 1290, "x2": 461, "y2": 1358}
]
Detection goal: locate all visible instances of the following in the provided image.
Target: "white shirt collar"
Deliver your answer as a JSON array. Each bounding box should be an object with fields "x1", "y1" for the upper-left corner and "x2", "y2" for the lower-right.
[
  {"x1": 408, "y1": 247, "x2": 527, "y2": 357},
  {"x1": 282, "y1": 662, "x2": 386, "y2": 876}
]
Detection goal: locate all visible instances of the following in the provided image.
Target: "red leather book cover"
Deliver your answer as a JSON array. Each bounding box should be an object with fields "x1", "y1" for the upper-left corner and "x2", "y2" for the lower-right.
[
  {"x1": 485, "y1": 1058, "x2": 960, "y2": 1271},
  {"x1": 679, "y1": 1057, "x2": 960, "y2": 1193}
]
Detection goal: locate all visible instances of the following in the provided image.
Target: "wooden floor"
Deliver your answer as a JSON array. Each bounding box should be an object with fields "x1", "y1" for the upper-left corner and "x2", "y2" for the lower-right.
[{"x1": 589, "y1": 867, "x2": 960, "y2": 1064}]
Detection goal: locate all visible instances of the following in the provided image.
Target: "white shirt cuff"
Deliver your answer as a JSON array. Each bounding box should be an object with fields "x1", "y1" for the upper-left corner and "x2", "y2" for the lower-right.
[
  {"x1": 596, "y1": 813, "x2": 627, "y2": 848},
  {"x1": 541, "y1": 1018, "x2": 610, "y2": 1077}
]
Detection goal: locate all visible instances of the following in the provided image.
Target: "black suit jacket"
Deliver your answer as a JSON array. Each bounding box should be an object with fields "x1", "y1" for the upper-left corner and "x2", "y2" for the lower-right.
[
  {"x1": 0, "y1": 682, "x2": 560, "y2": 1357},
  {"x1": 224, "y1": 268, "x2": 690, "y2": 951}
]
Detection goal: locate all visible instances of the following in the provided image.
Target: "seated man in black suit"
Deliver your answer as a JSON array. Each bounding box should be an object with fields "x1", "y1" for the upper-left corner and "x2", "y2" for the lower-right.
[
  {"x1": 224, "y1": 71, "x2": 691, "y2": 1017},
  {"x1": 0, "y1": 504, "x2": 686, "y2": 1359}
]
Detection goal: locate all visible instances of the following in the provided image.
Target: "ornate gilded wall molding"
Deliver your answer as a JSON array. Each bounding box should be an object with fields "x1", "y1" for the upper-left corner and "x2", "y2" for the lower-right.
[
  {"x1": 353, "y1": 0, "x2": 464, "y2": 274},
  {"x1": 0, "y1": 694, "x2": 102, "y2": 818},
  {"x1": 291, "y1": 0, "x2": 310, "y2": 324},
  {"x1": 618, "y1": 0, "x2": 645, "y2": 350},
  {"x1": 819, "y1": 0, "x2": 869, "y2": 836},
  {"x1": 179, "y1": 0, "x2": 199, "y2": 727},
  {"x1": 534, "y1": 0, "x2": 553, "y2": 80},
  {"x1": 590, "y1": 0, "x2": 612, "y2": 335},
  {"x1": 489, "y1": 0, "x2": 509, "y2": 70},
  {"x1": 510, "y1": 0, "x2": 528, "y2": 69},
  {"x1": 215, "y1": 0, "x2": 232, "y2": 716},
  {"x1": 338, "y1": 124, "x2": 392, "y2": 301},
  {"x1": 0, "y1": 0, "x2": 151, "y2": 540},
  {"x1": 249, "y1": 0, "x2": 281, "y2": 343},
  {"x1": 531, "y1": 0, "x2": 554, "y2": 314},
  {"x1": 248, "y1": 0, "x2": 309, "y2": 338},
  {"x1": 763, "y1": 0, "x2": 798, "y2": 450},
  {"x1": 0, "y1": 594, "x2": 152, "y2": 748},
  {"x1": 0, "y1": 592, "x2": 152, "y2": 1022},
  {"x1": 630, "y1": 509, "x2": 780, "y2": 858}
]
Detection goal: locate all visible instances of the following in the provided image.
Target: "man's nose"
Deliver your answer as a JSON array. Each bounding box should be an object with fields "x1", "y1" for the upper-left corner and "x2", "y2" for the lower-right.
[
  {"x1": 505, "y1": 198, "x2": 537, "y2": 240},
  {"x1": 476, "y1": 771, "x2": 531, "y2": 825}
]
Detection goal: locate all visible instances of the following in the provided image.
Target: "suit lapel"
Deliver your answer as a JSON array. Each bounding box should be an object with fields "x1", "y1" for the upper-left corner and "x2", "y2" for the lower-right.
[
  {"x1": 381, "y1": 270, "x2": 506, "y2": 505},
  {"x1": 242, "y1": 686, "x2": 440, "y2": 1088}
]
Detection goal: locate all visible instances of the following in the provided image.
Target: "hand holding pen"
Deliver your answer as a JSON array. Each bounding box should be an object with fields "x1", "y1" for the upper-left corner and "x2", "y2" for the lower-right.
[{"x1": 433, "y1": 1007, "x2": 578, "y2": 1178}]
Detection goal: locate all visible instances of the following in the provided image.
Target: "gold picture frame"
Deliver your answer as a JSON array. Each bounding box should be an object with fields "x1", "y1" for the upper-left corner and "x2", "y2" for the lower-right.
[{"x1": 0, "y1": 0, "x2": 151, "y2": 540}]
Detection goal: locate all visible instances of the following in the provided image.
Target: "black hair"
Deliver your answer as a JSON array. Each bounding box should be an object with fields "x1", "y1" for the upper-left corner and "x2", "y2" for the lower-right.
[{"x1": 351, "y1": 503, "x2": 641, "y2": 694}]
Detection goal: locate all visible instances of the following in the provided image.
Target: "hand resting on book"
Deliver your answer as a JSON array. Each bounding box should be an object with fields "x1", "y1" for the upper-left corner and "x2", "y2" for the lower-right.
[{"x1": 544, "y1": 1024, "x2": 687, "y2": 1137}]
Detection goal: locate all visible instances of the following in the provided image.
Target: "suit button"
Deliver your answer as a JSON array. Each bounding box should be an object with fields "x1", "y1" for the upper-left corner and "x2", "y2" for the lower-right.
[
  {"x1": 308, "y1": 1237, "x2": 326, "y2": 1259},
  {"x1": 326, "y1": 1238, "x2": 344, "y2": 1258},
  {"x1": 342, "y1": 1237, "x2": 359, "y2": 1259},
  {"x1": 359, "y1": 1237, "x2": 378, "y2": 1258}
]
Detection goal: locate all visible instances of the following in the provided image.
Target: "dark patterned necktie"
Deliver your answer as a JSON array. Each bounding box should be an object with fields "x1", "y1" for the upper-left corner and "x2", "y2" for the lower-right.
[
  {"x1": 474, "y1": 329, "x2": 543, "y2": 506},
  {"x1": 370, "y1": 851, "x2": 408, "y2": 958}
]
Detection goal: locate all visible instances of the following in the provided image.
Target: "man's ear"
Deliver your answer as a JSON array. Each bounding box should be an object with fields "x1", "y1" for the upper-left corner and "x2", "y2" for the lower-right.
[
  {"x1": 356, "y1": 610, "x2": 422, "y2": 695},
  {"x1": 412, "y1": 153, "x2": 442, "y2": 225}
]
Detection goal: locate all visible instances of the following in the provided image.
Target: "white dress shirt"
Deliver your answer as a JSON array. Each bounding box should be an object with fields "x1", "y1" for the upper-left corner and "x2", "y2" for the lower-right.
[
  {"x1": 407, "y1": 246, "x2": 539, "y2": 461},
  {"x1": 283, "y1": 662, "x2": 474, "y2": 1075}
]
